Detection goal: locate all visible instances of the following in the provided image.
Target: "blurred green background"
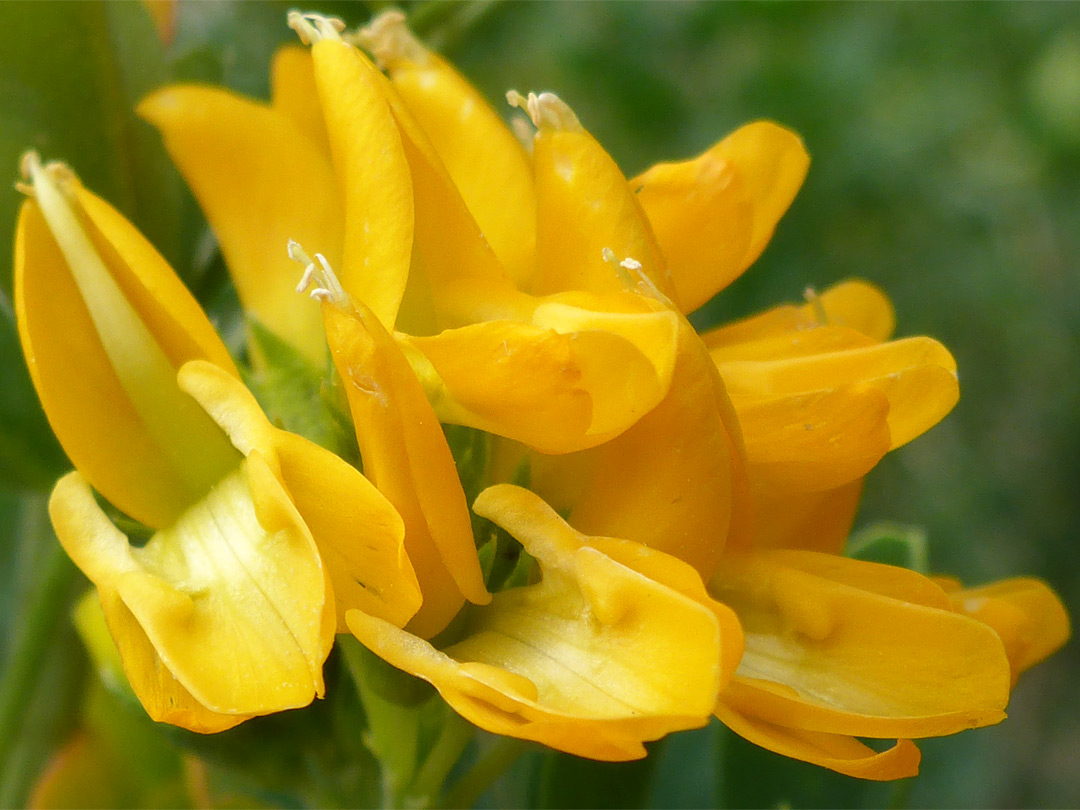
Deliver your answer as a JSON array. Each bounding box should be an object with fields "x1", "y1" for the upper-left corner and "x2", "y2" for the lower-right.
[{"x1": 1, "y1": 1, "x2": 1077, "y2": 807}]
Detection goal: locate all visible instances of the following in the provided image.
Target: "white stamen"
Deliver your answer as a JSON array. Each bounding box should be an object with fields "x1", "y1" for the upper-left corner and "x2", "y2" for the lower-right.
[
  {"x1": 289, "y1": 239, "x2": 351, "y2": 309},
  {"x1": 350, "y1": 9, "x2": 426, "y2": 67},
  {"x1": 804, "y1": 285, "x2": 828, "y2": 326},
  {"x1": 287, "y1": 11, "x2": 346, "y2": 46},
  {"x1": 601, "y1": 248, "x2": 671, "y2": 305},
  {"x1": 620, "y1": 257, "x2": 643, "y2": 272}
]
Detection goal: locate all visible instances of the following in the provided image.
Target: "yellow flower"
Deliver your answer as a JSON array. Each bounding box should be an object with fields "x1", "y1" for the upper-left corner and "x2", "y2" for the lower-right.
[
  {"x1": 14, "y1": 154, "x2": 420, "y2": 732},
  {"x1": 122, "y1": 7, "x2": 1068, "y2": 774}
]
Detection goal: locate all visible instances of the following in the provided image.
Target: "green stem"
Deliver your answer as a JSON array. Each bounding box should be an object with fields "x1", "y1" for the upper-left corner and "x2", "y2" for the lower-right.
[
  {"x1": 409, "y1": 712, "x2": 474, "y2": 806},
  {"x1": 0, "y1": 540, "x2": 77, "y2": 791},
  {"x1": 440, "y1": 736, "x2": 529, "y2": 809}
]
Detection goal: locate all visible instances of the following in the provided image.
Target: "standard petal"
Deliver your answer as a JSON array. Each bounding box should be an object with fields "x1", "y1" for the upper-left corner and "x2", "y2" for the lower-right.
[
  {"x1": 178, "y1": 360, "x2": 423, "y2": 630},
  {"x1": 50, "y1": 459, "x2": 333, "y2": 724},
  {"x1": 347, "y1": 485, "x2": 725, "y2": 761},
  {"x1": 533, "y1": 318, "x2": 750, "y2": 578},
  {"x1": 632, "y1": 121, "x2": 808, "y2": 313},
  {"x1": 711, "y1": 552, "x2": 1012, "y2": 739},
  {"x1": 517, "y1": 93, "x2": 673, "y2": 302},
  {"x1": 944, "y1": 577, "x2": 1070, "y2": 685},
  {"x1": 714, "y1": 703, "x2": 920, "y2": 781},
  {"x1": 324, "y1": 303, "x2": 489, "y2": 638},
  {"x1": 741, "y1": 480, "x2": 863, "y2": 554},
  {"x1": 139, "y1": 84, "x2": 339, "y2": 363},
  {"x1": 717, "y1": 336, "x2": 959, "y2": 449},
  {"x1": 361, "y1": 11, "x2": 537, "y2": 288},
  {"x1": 16, "y1": 168, "x2": 239, "y2": 528}
]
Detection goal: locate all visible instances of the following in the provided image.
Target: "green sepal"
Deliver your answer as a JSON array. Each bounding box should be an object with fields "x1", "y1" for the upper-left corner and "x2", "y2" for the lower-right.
[{"x1": 845, "y1": 522, "x2": 930, "y2": 573}]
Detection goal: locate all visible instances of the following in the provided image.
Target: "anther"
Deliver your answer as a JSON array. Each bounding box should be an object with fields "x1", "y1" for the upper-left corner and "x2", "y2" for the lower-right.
[
  {"x1": 287, "y1": 11, "x2": 346, "y2": 46},
  {"x1": 350, "y1": 9, "x2": 425, "y2": 68},
  {"x1": 803, "y1": 286, "x2": 829, "y2": 327},
  {"x1": 289, "y1": 239, "x2": 352, "y2": 310},
  {"x1": 506, "y1": 90, "x2": 582, "y2": 132}
]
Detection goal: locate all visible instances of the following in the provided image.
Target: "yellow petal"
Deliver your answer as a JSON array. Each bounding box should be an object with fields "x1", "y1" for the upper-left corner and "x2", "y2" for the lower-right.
[
  {"x1": 361, "y1": 11, "x2": 537, "y2": 288},
  {"x1": 403, "y1": 300, "x2": 680, "y2": 453},
  {"x1": 738, "y1": 387, "x2": 890, "y2": 491},
  {"x1": 702, "y1": 279, "x2": 896, "y2": 348},
  {"x1": 50, "y1": 458, "x2": 333, "y2": 726},
  {"x1": 632, "y1": 121, "x2": 808, "y2": 313},
  {"x1": 309, "y1": 37, "x2": 414, "y2": 330},
  {"x1": 271, "y1": 45, "x2": 332, "y2": 157},
  {"x1": 711, "y1": 551, "x2": 1011, "y2": 739},
  {"x1": 139, "y1": 84, "x2": 338, "y2": 364},
  {"x1": 533, "y1": 318, "x2": 750, "y2": 578},
  {"x1": 378, "y1": 68, "x2": 531, "y2": 330},
  {"x1": 347, "y1": 485, "x2": 725, "y2": 761},
  {"x1": 517, "y1": 92, "x2": 673, "y2": 301},
  {"x1": 740, "y1": 480, "x2": 863, "y2": 554},
  {"x1": 177, "y1": 360, "x2": 422, "y2": 630},
  {"x1": 714, "y1": 703, "x2": 920, "y2": 781},
  {"x1": 15, "y1": 166, "x2": 239, "y2": 528},
  {"x1": 717, "y1": 336, "x2": 959, "y2": 449},
  {"x1": 944, "y1": 577, "x2": 1070, "y2": 685},
  {"x1": 324, "y1": 303, "x2": 489, "y2": 638}
]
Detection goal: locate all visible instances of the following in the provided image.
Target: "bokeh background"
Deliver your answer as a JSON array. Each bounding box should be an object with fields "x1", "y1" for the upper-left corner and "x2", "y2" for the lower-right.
[{"x1": 1, "y1": 2, "x2": 1077, "y2": 807}]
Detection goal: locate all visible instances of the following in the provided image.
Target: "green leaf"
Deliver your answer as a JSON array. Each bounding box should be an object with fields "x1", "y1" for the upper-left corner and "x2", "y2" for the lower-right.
[{"x1": 846, "y1": 522, "x2": 930, "y2": 573}]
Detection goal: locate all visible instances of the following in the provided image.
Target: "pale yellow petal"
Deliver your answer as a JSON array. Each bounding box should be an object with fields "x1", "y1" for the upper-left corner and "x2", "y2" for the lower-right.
[
  {"x1": 711, "y1": 552, "x2": 1011, "y2": 739},
  {"x1": 139, "y1": 84, "x2": 339, "y2": 364},
  {"x1": 50, "y1": 460, "x2": 332, "y2": 724},
  {"x1": 715, "y1": 703, "x2": 920, "y2": 781},
  {"x1": 347, "y1": 486, "x2": 725, "y2": 761},
  {"x1": 178, "y1": 360, "x2": 423, "y2": 630},
  {"x1": 16, "y1": 176, "x2": 239, "y2": 528}
]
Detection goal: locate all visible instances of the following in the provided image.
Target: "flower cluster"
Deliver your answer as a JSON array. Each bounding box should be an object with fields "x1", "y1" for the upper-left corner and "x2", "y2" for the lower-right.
[{"x1": 14, "y1": 9, "x2": 1067, "y2": 783}]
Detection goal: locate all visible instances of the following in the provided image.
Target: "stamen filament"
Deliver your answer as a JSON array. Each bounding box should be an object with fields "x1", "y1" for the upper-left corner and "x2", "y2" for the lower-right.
[{"x1": 287, "y1": 11, "x2": 346, "y2": 45}]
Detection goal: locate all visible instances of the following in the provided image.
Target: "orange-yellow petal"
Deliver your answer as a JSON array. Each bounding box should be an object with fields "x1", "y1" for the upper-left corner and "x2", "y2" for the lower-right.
[
  {"x1": 177, "y1": 360, "x2": 422, "y2": 630},
  {"x1": 632, "y1": 121, "x2": 808, "y2": 313},
  {"x1": 714, "y1": 703, "x2": 921, "y2": 781},
  {"x1": 943, "y1": 577, "x2": 1070, "y2": 685},
  {"x1": 402, "y1": 300, "x2": 680, "y2": 454},
  {"x1": 532, "y1": 318, "x2": 750, "y2": 578},
  {"x1": 717, "y1": 336, "x2": 959, "y2": 450},
  {"x1": 701, "y1": 279, "x2": 896, "y2": 348},
  {"x1": 139, "y1": 83, "x2": 339, "y2": 364},
  {"x1": 324, "y1": 302, "x2": 489, "y2": 638},
  {"x1": 740, "y1": 480, "x2": 864, "y2": 554},
  {"x1": 361, "y1": 11, "x2": 537, "y2": 288},
  {"x1": 15, "y1": 164, "x2": 239, "y2": 528},
  {"x1": 738, "y1": 387, "x2": 890, "y2": 492},
  {"x1": 347, "y1": 485, "x2": 726, "y2": 761},
  {"x1": 711, "y1": 551, "x2": 1011, "y2": 739}
]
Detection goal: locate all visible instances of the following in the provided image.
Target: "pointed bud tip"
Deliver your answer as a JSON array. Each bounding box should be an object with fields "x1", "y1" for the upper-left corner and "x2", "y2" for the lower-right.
[{"x1": 287, "y1": 11, "x2": 345, "y2": 46}]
